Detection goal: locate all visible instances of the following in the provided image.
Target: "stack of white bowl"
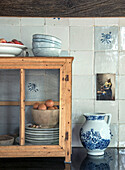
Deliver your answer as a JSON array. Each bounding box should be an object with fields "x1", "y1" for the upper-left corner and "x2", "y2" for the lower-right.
[{"x1": 32, "y1": 34, "x2": 62, "y2": 57}]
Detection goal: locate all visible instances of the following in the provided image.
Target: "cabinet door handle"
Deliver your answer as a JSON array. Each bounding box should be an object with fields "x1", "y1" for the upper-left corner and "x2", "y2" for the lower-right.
[{"x1": 65, "y1": 132, "x2": 68, "y2": 140}]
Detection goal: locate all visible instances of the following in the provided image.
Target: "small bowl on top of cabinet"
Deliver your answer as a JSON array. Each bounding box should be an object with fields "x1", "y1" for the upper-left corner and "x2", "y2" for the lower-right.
[{"x1": 32, "y1": 34, "x2": 62, "y2": 57}]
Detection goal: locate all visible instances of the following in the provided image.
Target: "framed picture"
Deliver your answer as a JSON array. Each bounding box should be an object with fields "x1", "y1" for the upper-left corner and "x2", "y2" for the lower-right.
[{"x1": 96, "y1": 74, "x2": 115, "y2": 100}]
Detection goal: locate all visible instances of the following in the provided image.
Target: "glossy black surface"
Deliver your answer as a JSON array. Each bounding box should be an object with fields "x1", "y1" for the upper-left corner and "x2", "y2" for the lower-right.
[{"x1": 0, "y1": 147, "x2": 124, "y2": 169}]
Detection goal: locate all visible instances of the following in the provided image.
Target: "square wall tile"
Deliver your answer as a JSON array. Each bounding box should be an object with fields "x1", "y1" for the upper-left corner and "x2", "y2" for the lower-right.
[
  {"x1": 69, "y1": 26, "x2": 94, "y2": 50},
  {"x1": 95, "y1": 18, "x2": 119, "y2": 26},
  {"x1": 119, "y1": 18, "x2": 125, "y2": 26},
  {"x1": 21, "y1": 26, "x2": 46, "y2": 48},
  {"x1": 46, "y1": 26, "x2": 69, "y2": 50},
  {"x1": 70, "y1": 51, "x2": 94, "y2": 75},
  {"x1": 119, "y1": 52, "x2": 125, "y2": 75},
  {"x1": 95, "y1": 51, "x2": 118, "y2": 74},
  {"x1": 94, "y1": 26, "x2": 118, "y2": 51},
  {"x1": 119, "y1": 149, "x2": 125, "y2": 170},
  {"x1": 119, "y1": 76, "x2": 125, "y2": 99},
  {"x1": 0, "y1": 123, "x2": 19, "y2": 136},
  {"x1": 0, "y1": 106, "x2": 19, "y2": 124},
  {"x1": 72, "y1": 75, "x2": 94, "y2": 100},
  {"x1": 95, "y1": 75, "x2": 118, "y2": 100},
  {"x1": 119, "y1": 27, "x2": 125, "y2": 51},
  {"x1": 119, "y1": 124, "x2": 125, "y2": 147},
  {"x1": 72, "y1": 99, "x2": 94, "y2": 124},
  {"x1": 25, "y1": 75, "x2": 46, "y2": 101},
  {"x1": 108, "y1": 123, "x2": 118, "y2": 147},
  {"x1": 0, "y1": 71, "x2": 20, "y2": 101},
  {"x1": 0, "y1": 17, "x2": 20, "y2": 26},
  {"x1": 60, "y1": 50, "x2": 70, "y2": 57},
  {"x1": 0, "y1": 26, "x2": 21, "y2": 41},
  {"x1": 95, "y1": 101, "x2": 118, "y2": 123},
  {"x1": 20, "y1": 18, "x2": 45, "y2": 26},
  {"x1": 72, "y1": 123, "x2": 83, "y2": 147},
  {"x1": 69, "y1": 18, "x2": 94, "y2": 26},
  {"x1": 119, "y1": 100, "x2": 125, "y2": 123},
  {"x1": 45, "y1": 18, "x2": 69, "y2": 26}
]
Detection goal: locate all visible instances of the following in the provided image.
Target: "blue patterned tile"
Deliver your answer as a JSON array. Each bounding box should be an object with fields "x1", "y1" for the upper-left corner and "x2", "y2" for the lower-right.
[
  {"x1": 25, "y1": 69, "x2": 60, "y2": 101},
  {"x1": 95, "y1": 26, "x2": 118, "y2": 51}
]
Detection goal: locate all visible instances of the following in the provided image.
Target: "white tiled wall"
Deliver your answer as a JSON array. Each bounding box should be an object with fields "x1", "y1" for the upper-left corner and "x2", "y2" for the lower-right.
[{"x1": 0, "y1": 17, "x2": 125, "y2": 147}]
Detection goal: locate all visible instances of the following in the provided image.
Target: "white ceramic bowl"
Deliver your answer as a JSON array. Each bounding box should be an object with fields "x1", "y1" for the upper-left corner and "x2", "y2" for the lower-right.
[
  {"x1": 32, "y1": 41, "x2": 61, "y2": 48},
  {"x1": 0, "y1": 135, "x2": 14, "y2": 146},
  {"x1": 32, "y1": 47, "x2": 61, "y2": 57},
  {"x1": 0, "y1": 43, "x2": 27, "y2": 57},
  {"x1": 32, "y1": 109, "x2": 59, "y2": 128},
  {"x1": 33, "y1": 38, "x2": 61, "y2": 46},
  {"x1": 33, "y1": 34, "x2": 61, "y2": 44}
]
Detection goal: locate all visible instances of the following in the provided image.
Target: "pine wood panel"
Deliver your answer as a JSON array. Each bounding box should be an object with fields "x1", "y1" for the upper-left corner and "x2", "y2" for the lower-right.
[
  {"x1": 20, "y1": 69, "x2": 25, "y2": 146},
  {"x1": 64, "y1": 59, "x2": 72, "y2": 163},
  {"x1": 0, "y1": 57, "x2": 73, "y2": 69},
  {"x1": 0, "y1": 145, "x2": 65, "y2": 157},
  {"x1": 0, "y1": 151, "x2": 65, "y2": 157},
  {"x1": 0, "y1": 101, "x2": 59, "y2": 106},
  {"x1": 59, "y1": 66, "x2": 66, "y2": 149},
  {"x1": 0, "y1": 0, "x2": 124, "y2": 17},
  {"x1": 0, "y1": 145, "x2": 61, "y2": 150}
]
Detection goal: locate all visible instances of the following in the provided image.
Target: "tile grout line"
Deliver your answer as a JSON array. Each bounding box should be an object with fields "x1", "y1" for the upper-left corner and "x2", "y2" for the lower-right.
[
  {"x1": 93, "y1": 25, "x2": 96, "y2": 111},
  {"x1": 118, "y1": 23, "x2": 120, "y2": 148}
]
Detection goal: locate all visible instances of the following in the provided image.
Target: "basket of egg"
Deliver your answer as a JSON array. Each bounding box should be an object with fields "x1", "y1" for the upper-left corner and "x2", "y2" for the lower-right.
[{"x1": 32, "y1": 99, "x2": 59, "y2": 128}]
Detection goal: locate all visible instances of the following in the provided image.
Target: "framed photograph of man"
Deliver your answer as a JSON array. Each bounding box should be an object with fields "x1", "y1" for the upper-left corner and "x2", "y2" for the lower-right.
[{"x1": 96, "y1": 74, "x2": 115, "y2": 100}]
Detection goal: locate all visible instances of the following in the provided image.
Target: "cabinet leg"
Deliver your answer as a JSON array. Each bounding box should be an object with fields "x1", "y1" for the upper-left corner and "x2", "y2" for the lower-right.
[
  {"x1": 64, "y1": 163, "x2": 71, "y2": 170},
  {"x1": 64, "y1": 152, "x2": 72, "y2": 164}
]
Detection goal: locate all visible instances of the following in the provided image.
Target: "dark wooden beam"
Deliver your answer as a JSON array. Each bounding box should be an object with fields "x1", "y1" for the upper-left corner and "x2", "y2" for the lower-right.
[{"x1": 0, "y1": 0, "x2": 125, "y2": 17}]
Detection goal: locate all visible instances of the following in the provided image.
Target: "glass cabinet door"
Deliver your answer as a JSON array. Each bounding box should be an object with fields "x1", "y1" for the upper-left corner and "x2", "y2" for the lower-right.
[
  {"x1": 0, "y1": 69, "x2": 20, "y2": 146},
  {"x1": 24, "y1": 69, "x2": 60, "y2": 146}
]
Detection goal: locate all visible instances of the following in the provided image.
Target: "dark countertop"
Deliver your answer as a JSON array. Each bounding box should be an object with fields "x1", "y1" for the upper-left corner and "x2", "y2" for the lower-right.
[{"x1": 0, "y1": 147, "x2": 124, "y2": 169}]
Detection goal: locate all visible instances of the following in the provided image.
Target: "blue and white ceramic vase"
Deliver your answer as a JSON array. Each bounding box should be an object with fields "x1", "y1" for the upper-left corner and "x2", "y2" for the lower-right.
[{"x1": 80, "y1": 113, "x2": 112, "y2": 156}]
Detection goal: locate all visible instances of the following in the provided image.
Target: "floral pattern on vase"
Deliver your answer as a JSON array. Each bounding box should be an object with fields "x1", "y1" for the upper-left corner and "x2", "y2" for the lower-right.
[{"x1": 80, "y1": 128, "x2": 110, "y2": 150}]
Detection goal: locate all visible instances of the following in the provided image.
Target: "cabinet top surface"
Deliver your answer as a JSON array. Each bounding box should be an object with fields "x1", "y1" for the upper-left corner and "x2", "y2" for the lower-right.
[
  {"x1": 0, "y1": 56, "x2": 74, "y2": 61},
  {"x1": 0, "y1": 57, "x2": 74, "y2": 69}
]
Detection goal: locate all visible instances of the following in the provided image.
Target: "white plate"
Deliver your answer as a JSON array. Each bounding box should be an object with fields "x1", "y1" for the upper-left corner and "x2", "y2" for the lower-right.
[
  {"x1": 25, "y1": 135, "x2": 59, "y2": 139},
  {"x1": 25, "y1": 131, "x2": 59, "y2": 136},
  {"x1": 25, "y1": 130, "x2": 59, "y2": 134},
  {"x1": 25, "y1": 138, "x2": 59, "y2": 143},
  {"x1": 25, "y1": 141, "x2": 59, "y2": 145},
  {"x1": 25, "y1": 136, "x2": 59, "y2": 140},
  {"x1": 25, "y1": 125, "x2": 59, "y2": 131},
  {"x1": 0, "y1": 43, "x2": 27, "y2": 57}
]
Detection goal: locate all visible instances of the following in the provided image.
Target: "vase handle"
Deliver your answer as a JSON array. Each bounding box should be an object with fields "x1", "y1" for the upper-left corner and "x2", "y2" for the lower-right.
[{"x1": 105, "y1": 113, "x2": 112, "y2": 126}]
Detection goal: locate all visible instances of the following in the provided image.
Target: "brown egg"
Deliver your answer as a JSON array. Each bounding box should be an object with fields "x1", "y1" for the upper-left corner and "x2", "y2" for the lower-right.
[
  {"x1": 38, "y1": 104, "x2": 47, "y2": 110},
  {"x1": 33, "y1": 103, "x2": 39, "y2": 109},
  {"x1": 54, "y1": 106, "x2": 58, "y2": 109},
  {"x1": 48, "y1": 106, "x2": 55, "y2": 110},
  {"x1": 45, "y1": 99, "x2": 54, "y2": 107}
]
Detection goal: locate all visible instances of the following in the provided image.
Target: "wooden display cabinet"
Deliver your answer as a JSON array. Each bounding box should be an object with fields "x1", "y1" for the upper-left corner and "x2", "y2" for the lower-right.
[{"x1": 0, "y1": 57, "x2": 73, "y2": 163}]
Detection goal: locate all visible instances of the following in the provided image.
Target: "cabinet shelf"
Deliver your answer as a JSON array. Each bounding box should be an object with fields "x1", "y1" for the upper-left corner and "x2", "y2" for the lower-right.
[
  {"x1": 0, "y1": 101, "x2": 59, "y2": 106},
  {"x1": 0, "y1": 57, "x2": 73, "y2": 163}
]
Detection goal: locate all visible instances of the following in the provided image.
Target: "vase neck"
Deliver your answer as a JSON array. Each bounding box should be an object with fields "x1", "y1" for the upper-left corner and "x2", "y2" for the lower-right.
[{"x1": 85, "y1": 115, "x2": 105, "y2": 120}]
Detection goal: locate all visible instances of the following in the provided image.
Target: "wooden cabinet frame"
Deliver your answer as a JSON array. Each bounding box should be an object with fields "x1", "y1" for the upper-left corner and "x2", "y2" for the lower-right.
[{"x1": 0, "y1": 57, "x2": 73, "y2": 163}]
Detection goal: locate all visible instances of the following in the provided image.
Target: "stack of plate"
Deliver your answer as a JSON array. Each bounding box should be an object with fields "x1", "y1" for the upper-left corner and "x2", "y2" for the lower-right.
[
  {"x1": 25, "y1": 124, "x2": 59, "y2": 145},
  {"x1": 32, "y1": 34, "x2": 62, "y2": 57}
]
